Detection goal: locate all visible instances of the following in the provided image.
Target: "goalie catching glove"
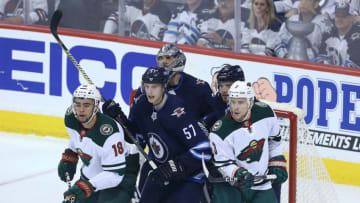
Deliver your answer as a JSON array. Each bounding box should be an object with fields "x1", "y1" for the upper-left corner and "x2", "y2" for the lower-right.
[
  {"x1": 151, "y1": 160, "x2": 185, "y2": 184},
  {"x1": 63, "y1": 179, "x2": 95, "y2": 203},
  {"x1": 58, "y1": 148, "x2": 78, "y2": 182},
  {"x1": 268, "y1": 155, "x2": 288, "y2": 185}
]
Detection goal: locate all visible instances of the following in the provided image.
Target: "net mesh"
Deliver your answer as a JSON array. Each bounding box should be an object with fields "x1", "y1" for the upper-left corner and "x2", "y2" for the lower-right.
[{"x1": 263, "y1": 101, "x2": 339, "y2": 203}]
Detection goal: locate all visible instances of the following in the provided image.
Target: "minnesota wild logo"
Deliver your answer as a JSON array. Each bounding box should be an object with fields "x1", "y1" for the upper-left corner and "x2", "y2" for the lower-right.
[
  {"x1": 77, "y1": 148, "x2": 92, "y2": 166},
  {"x1": 237, "y1": 139, "x2": 265, "y2": 163}
]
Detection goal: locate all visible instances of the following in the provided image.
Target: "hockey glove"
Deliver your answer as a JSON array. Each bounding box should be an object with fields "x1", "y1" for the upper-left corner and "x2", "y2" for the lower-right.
[
  {"x1": 102, "y1": 99, "x2": 127, "y2": 121},
  {"x1": 234, "y1": 167, "x2": 254, "y2": 190},
  {"x1": 268, "y1": 155, "x2": 288, "y2": 185},
  {"x1": 63, "y1": 179, "x2": 95, "y2": 203},
  {"x1": 102, "y1": 99, "x2": 137, "y2": 138},
  {"x1": 58, "y1": 148, "x2": 78, "y2": 182},
  {"x1": 151, "y1": 160, "x2": 185, "y2": 184}
]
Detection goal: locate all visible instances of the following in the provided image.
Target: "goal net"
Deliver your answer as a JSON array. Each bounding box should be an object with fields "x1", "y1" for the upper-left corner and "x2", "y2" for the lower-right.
[{"x1": 263, "y1": 100, "x2": 339, "y2": 203}]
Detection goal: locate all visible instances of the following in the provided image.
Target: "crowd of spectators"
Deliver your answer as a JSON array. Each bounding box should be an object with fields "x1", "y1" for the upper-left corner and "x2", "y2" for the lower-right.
[{"x1": 1, "y1": 0, "x2": 359, "y2": 68}]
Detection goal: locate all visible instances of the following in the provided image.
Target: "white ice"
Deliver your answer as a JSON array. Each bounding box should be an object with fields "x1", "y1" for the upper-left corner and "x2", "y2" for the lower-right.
[{"x1": 0, "y1": 132, "x2": 359, "y2": 203}]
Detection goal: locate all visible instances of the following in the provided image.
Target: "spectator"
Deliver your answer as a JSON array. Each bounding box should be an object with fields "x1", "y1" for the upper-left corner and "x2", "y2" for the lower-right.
[
  {"x1": 197, "y1": 0, "x2": 248, "y2": 50},
  {"x1": 0, "y1": 0, "x2": 48, "y2": 24},
  {"x1": 279, "y1": 0, "x2": 333, "y2": 60},
  {"x1": 317, "y1": 1, "x2": 360, "y2": 68},
  {"x1": 286, "y1": 0, "x2": 338, "y2": 19},
  {"x1": 103, "y1": 0, "x2": 171, "y2": 41},
  {"x1": 163, "y1": 0, "x2": 215, "y2": 45},
  {"x1": 56, "y1": 0, "x2": 103, "y2": 31},
  {"x1": 241, "y1": 0, "x2": 285, "y2": 57}
]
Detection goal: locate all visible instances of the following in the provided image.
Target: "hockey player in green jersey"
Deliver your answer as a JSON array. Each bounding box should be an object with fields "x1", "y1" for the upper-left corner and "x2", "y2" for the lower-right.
[
  {"x1": 58, "y1": 84, "x2": 139, "y2": 203},
  {"x1": 209, "y1": 81, "x2": 288, "y2": 203}
]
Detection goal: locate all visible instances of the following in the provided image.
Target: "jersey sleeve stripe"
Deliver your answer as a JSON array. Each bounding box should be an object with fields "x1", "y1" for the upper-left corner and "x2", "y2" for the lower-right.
[
  {"x1": 189, "y1": 142, "x2": 212, "y2": 161},
  {"x1": 102, "y1": 162, "x2": 126, "y2": 171},
  {"x1": 104, "y1": 167, "x2": 126, "y2": 176}
]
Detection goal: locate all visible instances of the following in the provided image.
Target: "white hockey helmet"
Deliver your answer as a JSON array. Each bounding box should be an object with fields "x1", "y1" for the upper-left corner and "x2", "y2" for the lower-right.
[
  {"x1": 228, "y1": 81, "x2": 254, "y2": 100},
  {"x1": 228, "y1": 81, "x2": 254, "y2": 121},
  {"x1": 72, "y1": 84, "x2": 101, "y2": 124}
]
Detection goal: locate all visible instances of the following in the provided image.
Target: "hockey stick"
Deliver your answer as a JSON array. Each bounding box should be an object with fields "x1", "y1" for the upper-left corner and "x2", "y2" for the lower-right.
[
  {"x1": 65, "y1": 172, "x2": 75, "y2": 203},
  {"x1": 50, "y1": 10, "x2": 159, "y2": 171},
  {"x1": 201, "y1": 153, "x2": 276, "y2": 183}
]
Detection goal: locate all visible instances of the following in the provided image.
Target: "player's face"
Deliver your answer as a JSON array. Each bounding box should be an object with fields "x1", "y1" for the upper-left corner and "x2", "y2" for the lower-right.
[
  {"x1": 219, "y1": 81, "x2": 233, "y2": 102},
  {"x1": 229, "y1": 97, "x2": 249, "y2": 122},
  {"x1": 335, "y1": 14, "x2": 353, "y2": 31},
  {"x1": 218, "y1": 0, "x2": 234, "y2": 18},
  {"x1": 157, "y1": 55, "x2": 176, "y2": 68},
  {"x1": 73, "y1": 98, "x2": 96, "y2": 123},
  {"x1": 144, "y1": 83, "x2": 165, "y2": 104},
  {"x1": 253, "y1": 0, "x2": 268, "y2": 18}
]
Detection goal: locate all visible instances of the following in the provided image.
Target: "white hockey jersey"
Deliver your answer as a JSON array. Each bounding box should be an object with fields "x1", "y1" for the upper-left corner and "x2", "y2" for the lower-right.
[
  {"x1": 65, "y1": 108, "x2": 129, "y2": 191},
  {"x1": 279, "y1": 14, "x2": 333, "y2": 59},
  {"x1": 0, "y1": 0, "x2": 48, "y2": 24},
  {"x1": 241, "y1": 20, "x2": 285, "y2": 57},
  {"x1": 103, "y1": 0, "x2": 171, "y2": 41},
  {"x1": 197, "y1": 9, "x2": 247, "y2": 51},
  {"x1": 209, "y1": 102, "x2": 283, "y2": 190},
  {"x1": 163, "y1": 2, "x2": 214, "y2": 45}
]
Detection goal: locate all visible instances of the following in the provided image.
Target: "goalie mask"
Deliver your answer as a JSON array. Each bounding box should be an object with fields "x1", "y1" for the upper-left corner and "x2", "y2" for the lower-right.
[
  {"x1": 72, "y1": 84, "x2": 101, "y2": 125},
  {"x1": 156, "y1": 44, "x2": 186, "y2": 73},
  {"x1": 228, "y1": 81, "x2": 254, "y2": 122}
]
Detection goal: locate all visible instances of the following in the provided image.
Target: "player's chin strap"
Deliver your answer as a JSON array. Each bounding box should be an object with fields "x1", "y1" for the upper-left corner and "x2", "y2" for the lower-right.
[{"x1": 72, "y1": 103, "x2": 99, "y2": 126}]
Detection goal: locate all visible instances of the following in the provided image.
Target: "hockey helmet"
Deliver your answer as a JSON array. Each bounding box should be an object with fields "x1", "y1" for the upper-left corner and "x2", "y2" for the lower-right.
[
  {"x1": 72, "y1": 84, "x2": 101, "y2": 124},
  {"x1": 156, "y1": 44, "x2": 186, "y2": 72},
  {"x1": 228, "y1": 80, "x2": 254, "y2": 107},
  {"x1": 142, "y1": 67, "x2": 170, "y2": 85},
  {"x1": 217, "y1": 64, "x2": 245, "y2": 83}
]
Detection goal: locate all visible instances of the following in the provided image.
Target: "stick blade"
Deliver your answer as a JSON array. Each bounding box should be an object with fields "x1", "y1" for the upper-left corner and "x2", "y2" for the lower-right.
[{"x1": 50, "y1": 10, "x2": 62, "y2": 36}]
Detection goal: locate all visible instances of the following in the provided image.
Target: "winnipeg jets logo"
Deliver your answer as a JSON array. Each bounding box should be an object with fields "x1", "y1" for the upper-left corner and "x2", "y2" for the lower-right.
[
  {"x1": 171, "y1": 107, "x2": 186, "y2": 118},
  {"x1": 237, "y1": 139, "x2": 265, "y2": 163},
  {"x1": 148, "y1": 132, "x2": 169, "y2": 163}
]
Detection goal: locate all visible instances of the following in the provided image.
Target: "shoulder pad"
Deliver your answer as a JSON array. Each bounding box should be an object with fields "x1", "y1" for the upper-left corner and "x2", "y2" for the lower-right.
[
  {"x1": 251, "y1": 102, "x2": 275, "y2": 121},
  {"x1": 87, "y1": 113, "x2": 121, "y2": 147}
]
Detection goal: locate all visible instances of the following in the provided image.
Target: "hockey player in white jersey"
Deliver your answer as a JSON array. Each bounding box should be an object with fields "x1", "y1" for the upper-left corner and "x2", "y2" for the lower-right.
[
  {"x1": 0, "y1": 0, "x2": 48, "y2": 24},
  {"x1": 209, "y1": 81, "x2": 288, "y2": 203},
  {"x1": 197, "y1": 0, "x2": 247, "y2": 51},
  {"x1": 103, "y1": 0, "x2": 171, "y2": 41},
  {"x1": 163, "y1": 0, "x2": 215, "y2": 45},
  {"x1": 278, "y1": 0, "x2": 333, "y2": 59},
  {"x1": 58, "y1": 84, "x2": 139, "y2": 203}
]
